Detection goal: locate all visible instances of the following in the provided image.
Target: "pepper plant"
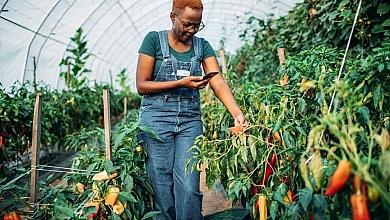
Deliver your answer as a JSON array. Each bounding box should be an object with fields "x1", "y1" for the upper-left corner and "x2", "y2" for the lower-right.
[{"x1": 59, "y1": 27, "x2": 90, "y2": 90}]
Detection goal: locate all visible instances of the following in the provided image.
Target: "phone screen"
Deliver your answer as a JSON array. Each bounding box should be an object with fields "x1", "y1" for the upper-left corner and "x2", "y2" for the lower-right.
[{"x1": 202, "y1": 72, "x2": 219, "y2": 80}]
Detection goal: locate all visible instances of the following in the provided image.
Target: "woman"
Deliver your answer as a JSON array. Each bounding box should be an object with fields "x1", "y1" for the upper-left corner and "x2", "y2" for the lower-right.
[{"x1": 136, "y1": 0, "x2": 247, "y2": 219}]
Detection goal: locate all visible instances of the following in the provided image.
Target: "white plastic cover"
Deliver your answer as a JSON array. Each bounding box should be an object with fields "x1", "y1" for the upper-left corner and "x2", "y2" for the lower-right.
[{"x1": 0, "y1": 0, "x2": 299, "y2": 91}]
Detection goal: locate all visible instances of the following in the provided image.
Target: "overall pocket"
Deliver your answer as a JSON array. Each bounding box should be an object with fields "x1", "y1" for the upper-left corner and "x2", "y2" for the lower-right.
[{"x1": 140, "y1": 97, "x2": 159, "y2": 112}]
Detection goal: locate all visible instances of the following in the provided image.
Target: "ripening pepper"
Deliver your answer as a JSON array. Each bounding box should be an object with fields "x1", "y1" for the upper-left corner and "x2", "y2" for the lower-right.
[
  {"x1": 257, "y1": 195, "x2": 267, "y2": 220},
  {"x1": 350, "y1": 193, "x2": 370, "y2": 220},
  {"x1": 3, "y1": 212, "x2": 21, "y2": 220},
  {"x1": 324, "y1": 160, "x2": 351, "y2": 196}
]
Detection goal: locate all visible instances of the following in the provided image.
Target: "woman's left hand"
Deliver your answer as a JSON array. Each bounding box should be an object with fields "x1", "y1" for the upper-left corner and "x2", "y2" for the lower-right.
[{"x1": 234, "y1": 112, "x2": 248, "y2": 128}]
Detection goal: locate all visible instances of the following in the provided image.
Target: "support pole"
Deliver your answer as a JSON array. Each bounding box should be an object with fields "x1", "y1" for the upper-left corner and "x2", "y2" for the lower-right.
[
  {"x1": 103, "y1": 90, "x2": 111, "y2": 160},
  {"x1": 109, "y1": 70, "x2": 113, "y2": 88},
  {"x1": 219, "y1": 49, "x2": 227, "y2": 74},
  {"x1": 67, "y1": 63, "x2": 70, "y2": 90},
  {"x1": 32, "y1": 57, "x2": 37, "y2": 93},
  {"x1": 277, "y1": 48, "x2": 286, "y2": 65},
  {"x1": 29, "y1": 93, "x2": 42, "y2": 216},
  {"x1": 124, "y1": 97, "x2": 128, "y2": 119},
  {"x1": 277, "y1": 48, "x2": 288, "y2": 86}
]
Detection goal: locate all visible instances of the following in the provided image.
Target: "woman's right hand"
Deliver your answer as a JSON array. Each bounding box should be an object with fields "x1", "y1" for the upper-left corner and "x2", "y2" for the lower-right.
[{"x1": 179, "y1": 76, "x2": 209, "y2": 89}]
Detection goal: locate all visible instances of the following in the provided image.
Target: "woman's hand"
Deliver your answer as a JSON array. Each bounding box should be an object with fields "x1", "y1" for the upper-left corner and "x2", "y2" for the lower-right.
[
  {"x1": 179, "y1": 76, "x2": 210, "y2": 89},
  {"x1": 233, "y1": 112, "x2": 248, "y2": 128}
]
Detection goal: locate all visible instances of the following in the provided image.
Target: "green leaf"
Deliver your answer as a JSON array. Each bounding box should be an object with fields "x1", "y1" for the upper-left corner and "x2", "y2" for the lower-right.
[
  {"x1": 282, "y1": 130, "x2": 294, "y2": 148},
  {"x1": 377, "y1": 3, "x2": 390, "y2": 14},
  {"x1": 296, "y1": 126, "x2": 306, "y2": 136},
  {"x1": 378, "y1": 63, "x2": 385, "y2": 72},
  {"x1": 119, "y1": 191, "x2": 138, "y2": 203},
  {"x1": 114, "y1": 129, "x2": 129, "y2": 149},
  {"x1": 250, "y1": 142, "x2": 257, "y2": 161},
  {"x1": 140, "y1": 126, "x2": 162, "y2": 142},
  {"x1": 272, "y1": 120, "x2": 281, "y2": 132},
  {"x1": 379, "y1": 151, "x2": 390, "y2": 180},
  {"x1": 312, "y1": 194, "x2": 327, "y2": 217},
  {"x1": 298, "y1": 98, "x2": 306, "y2": 114},
  {"x1": 287, "y1": 203, "x2": 301, "y2": 220},
  {"x1": 83, "y1": 206, "x2": 97, "y2": 216},
  {"x1": 233, "y1": 154, "x2": 239, "y2": 173},
  {"x1": 54, "y1": 205, "x2": 75, "y2": 218},
  {"x1": 339, "y1": 0, "x2": 349, "y2": 7},
  {"x1": 372, "y1": 24, "x2": 385, "y2": 33},
  {"x1": 141, "y1": 211, "x2": 162, "y2": 220},
  {"x1": 297, "y1": 188, "x2": 312, "y2": 212},
  {"x1": 124, "y1": 209, "x2": 133, "y2": 219},
  {"x1": 241, "y1": 183, "x2": 248, "y2": 197},
  {"x1": 233, "y1": 181, "x2": 242, "y2": 198},
  {"x1": 104, "y1": 160, "x2": 114, "y2": 173},
  {"x1": 241, "y1": 147, "x2": 248, "y2": 163},
  {"x1": 270, "y1": 200, "x2": 279, "y2": 220},
  {"x1": 86, "y1": 163, "x2": 97, "y2": 176},
  {"x1": 273, "y1": 183, "x2": 288, "y2": 204},
  {"x1": 373, "y1": 86, "x2": 384, "y2": 110},
  {"x1": 124, "y1": 175, "x2": 134, "y2": 192},
  {"x1": 356, "y1": 106, "x2": 370, "y2": 125},
  {"x1": 112, "y1": 214, "x2": 122, "y2": 220},
  {"x1": 382, "y1": 19, "x2": 390, "y2": 27}
]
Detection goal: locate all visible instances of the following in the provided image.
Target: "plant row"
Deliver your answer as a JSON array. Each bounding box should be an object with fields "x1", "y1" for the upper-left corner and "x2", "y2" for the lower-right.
[
  {"x1": 0, "y1": 81, "x2": 141, "y2": 177},
  {"x1": 193, "y1": 43, "x2": 389, "y2": 219}
]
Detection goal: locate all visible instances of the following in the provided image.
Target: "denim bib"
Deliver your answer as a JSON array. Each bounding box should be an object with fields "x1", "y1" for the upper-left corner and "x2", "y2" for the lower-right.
[{"x1": 141, "y1": 30, "x2": 203, "y2": 107}]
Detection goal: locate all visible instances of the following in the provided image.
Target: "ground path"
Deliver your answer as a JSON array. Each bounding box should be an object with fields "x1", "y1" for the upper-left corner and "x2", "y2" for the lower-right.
[{"x1": 200, "y1": 168, "x2": 232, "y2": 216}]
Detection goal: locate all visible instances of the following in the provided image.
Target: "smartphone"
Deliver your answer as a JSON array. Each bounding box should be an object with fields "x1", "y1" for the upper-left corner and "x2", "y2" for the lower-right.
[{"x1": 202, "y1": 71, "x2": 219, "y2": 80}]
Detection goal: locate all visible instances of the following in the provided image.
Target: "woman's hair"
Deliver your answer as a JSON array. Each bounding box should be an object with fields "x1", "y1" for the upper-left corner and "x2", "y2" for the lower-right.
[{"x1": 172, "y1": 0, "x2": 203, "y2": 12}]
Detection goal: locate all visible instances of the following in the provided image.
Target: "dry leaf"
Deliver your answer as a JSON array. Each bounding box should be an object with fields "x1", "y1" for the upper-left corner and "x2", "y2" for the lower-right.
[
  {"x1": 92, "y1": 170, "x2": 118, "y2": 181},
  {"x1": 280, "y1": 75, "x2": 288, "y2": 86},
  {"x1": 299, "y1": 78, "x2": 316, "y2": 92}
]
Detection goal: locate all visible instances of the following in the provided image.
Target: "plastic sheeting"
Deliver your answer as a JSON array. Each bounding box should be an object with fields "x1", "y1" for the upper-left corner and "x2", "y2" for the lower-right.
[{"x1": 0, "y1": 0, "x2": 299, "y2": 91}]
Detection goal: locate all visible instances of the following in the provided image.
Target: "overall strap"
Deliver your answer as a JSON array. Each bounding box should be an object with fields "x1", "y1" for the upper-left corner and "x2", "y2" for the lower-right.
[
  {"x1": 190, "y1": 36, "x2": 203, "y2": 74},
  {"x1": 158, "y1": 30, "x2": 170, "y2": 59},
  {"x1": 158, "y1": 30, "x2": 178, "y2": 75},
  {"x1": 192, "y1": 36, "x2": 203, "y2": 58}
]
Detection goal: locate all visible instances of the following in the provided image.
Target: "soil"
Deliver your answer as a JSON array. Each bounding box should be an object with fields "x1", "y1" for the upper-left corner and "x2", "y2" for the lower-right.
[{"x1": 200, "y1": 168, "x2": 232, "y2": 216}]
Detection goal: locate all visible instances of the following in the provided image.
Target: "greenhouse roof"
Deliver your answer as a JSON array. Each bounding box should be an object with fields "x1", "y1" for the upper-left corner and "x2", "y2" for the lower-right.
[{"x1": 0, "y1": 0, "x2": 299, "y2": 90}]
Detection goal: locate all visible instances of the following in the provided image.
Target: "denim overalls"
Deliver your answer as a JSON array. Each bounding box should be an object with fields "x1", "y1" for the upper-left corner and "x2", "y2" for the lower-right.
[{"x1": 139, "y1": 30, "x2": 204, "y2": 220}]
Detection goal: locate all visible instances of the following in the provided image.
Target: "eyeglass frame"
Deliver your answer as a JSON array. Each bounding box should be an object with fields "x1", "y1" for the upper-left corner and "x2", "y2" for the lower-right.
[{"x1": 174, "y1": 13, "x2": 205, "y2": 32}]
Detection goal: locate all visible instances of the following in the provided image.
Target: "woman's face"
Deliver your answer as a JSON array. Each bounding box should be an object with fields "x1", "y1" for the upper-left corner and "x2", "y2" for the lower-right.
[{"x1": 171, "y1": 7, "x2": 203, "y2": 42}]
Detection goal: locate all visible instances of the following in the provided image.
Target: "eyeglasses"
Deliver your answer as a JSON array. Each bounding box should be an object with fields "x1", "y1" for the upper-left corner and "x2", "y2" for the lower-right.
[{"x1": 175, "y1": 13, "x2": 205, "y2": 32}]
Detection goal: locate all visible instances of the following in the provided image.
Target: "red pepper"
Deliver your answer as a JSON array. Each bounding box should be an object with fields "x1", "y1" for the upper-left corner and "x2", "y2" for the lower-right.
[
  {"x1": 0, "y1": 135, "x2": 4, "y2": 149},
  {"x1": 0, "y1": 132, "x2": 6, "y2": 149},
  {"x1": 19, "y1": 125, "x2": 26, "y2": 136},
  {"x1": 266, "y1": 135, "x2": 273, "y2": 145},
  {"x1": 3, "y1": 212, "x2": 21, "y2": 220},
  {"x1": 261, "y1": 153, "x2": 277, "y2": 187},
  {"x1": 251, "y1": 184, "x2": 259, "y2": 195}
]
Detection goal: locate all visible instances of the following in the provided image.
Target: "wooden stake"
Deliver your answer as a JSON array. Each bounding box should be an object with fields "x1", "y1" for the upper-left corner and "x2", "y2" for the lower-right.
[
  {"x1": 109, "y1": 70, "x2": 113, "y2": 88},
  {"x1": 29, "y1": 93, "x2": 42, "y2": 213},
  {"x1": 219, "y1": 49, "x2": 227, "y2": 74},
  {"x1": 124, "y1": 97, "x2": 128, "y2": 118},
  {"x1": 103, "y1": 90, "x2": 111, "y2": 160},
  {"x1": 32, "y1": 57, "x2": 37, "y2": 93},
  {"x1": 278, "y1": 48, "x2": 286, "y2": 64},
  {"x1": 67, "y1": 63, "x2": 70, "y2": 89}
]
